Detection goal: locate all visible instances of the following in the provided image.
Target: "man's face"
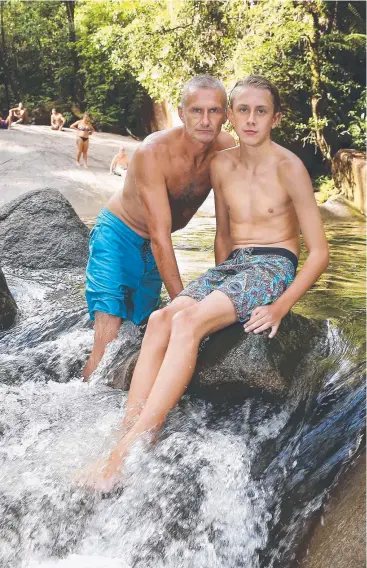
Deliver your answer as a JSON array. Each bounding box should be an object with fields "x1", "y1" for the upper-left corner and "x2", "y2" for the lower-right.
[
  {"x1": 51, "y1": 109, "x2": 56, "y2": 115},
  {"x1": 228, "y1": 86, "x2": 281, "y2": 146},
  {"x1": 179, "y1": 88, "x2": 226, "y2": 145}
]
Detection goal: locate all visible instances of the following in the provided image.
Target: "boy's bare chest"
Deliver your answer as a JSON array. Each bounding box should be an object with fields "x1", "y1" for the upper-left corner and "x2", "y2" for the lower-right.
[{"x1": 224, "y1": 173, "x2": 291, "y2": 221}]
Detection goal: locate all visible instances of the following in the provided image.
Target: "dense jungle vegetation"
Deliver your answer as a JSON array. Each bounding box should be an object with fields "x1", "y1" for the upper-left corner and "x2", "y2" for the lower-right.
[{"x1": 0, "y1": 0, "x2": 365, "y2": 174}]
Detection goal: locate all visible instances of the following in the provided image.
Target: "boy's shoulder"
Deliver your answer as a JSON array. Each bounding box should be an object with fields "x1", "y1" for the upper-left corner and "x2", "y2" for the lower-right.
[
  {"x1": 273, "y1": 143, "x2": 312, "y2": 196},
  {"x1": 274, "y1": 143, "x2": 307, "y2": 174},
  {"x1": 211, "y1": 145, "x2": 239, "y2": 170}
]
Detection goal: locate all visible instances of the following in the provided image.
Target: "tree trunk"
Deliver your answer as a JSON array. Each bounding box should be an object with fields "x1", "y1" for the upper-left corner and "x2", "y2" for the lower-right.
[
  {"x1": 63, "y1": 1, "x2": 83, "y2": 108},
  {"x1": 307, "y1": 5, "x2": 332, "y2": 165},
  {"x1": 150, "y1": 99, "x2": 172, "y2": 132},
  {"x1": 0, "y1": 2, "x2": 10, "y2": 110}
]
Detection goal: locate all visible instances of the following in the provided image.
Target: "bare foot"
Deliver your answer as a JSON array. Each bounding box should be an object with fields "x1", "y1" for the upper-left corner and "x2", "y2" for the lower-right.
[
  {"x1": 82, "y1": 354, "x2": 98, "y2": 382},
  {"x1": 74, "y1": 450, "x2": 124, "y2": 492},
  {"x1": 83, "y1": 164, "x2": 88, "y2": 169},
  {"x1": 76, "y1": 162, "x2": 81, "y2": 167}
]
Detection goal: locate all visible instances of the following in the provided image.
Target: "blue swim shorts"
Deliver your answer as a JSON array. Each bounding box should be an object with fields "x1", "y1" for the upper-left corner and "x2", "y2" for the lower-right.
[
  {"x1": 178, "y1": 247, "x2": 297, "y2": 323},
  {"x1": 85, "y1": 208, "x2": 162, "y2": 325}
]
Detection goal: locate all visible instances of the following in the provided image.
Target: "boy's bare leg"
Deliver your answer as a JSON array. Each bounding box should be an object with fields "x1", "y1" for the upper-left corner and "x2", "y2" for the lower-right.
[
  {"x1": 83, "y1": 140, "x2": 89, "y2": 167},
  {"x1": 83, "y1": 311, "x2": 122, "y2": 381},
  {"x1": 83, "y1": 291, "x2": 237, "y2": 490},
  {"x1": 122, "y1": 297, "x2": 197, "y2": 429}
]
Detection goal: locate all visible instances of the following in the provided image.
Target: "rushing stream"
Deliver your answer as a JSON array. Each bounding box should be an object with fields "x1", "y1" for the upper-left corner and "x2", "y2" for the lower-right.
[{"x1": 0, "y1": 214, "x2": 365, "y2": 568}]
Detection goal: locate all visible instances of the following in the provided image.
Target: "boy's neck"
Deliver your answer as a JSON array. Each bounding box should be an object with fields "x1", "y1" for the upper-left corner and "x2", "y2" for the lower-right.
[{"x1": 239, "y1": 137, "x2": 274, "y2": 169}]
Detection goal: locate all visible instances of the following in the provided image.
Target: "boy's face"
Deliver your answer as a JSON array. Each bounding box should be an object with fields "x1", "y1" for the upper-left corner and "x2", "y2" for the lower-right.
[
  {"x1": 228, "y1": 86, "x2": 281, "y2": 146},
  {"x1": 179, "y1": 88, "x2": 227, "y2": 145}
]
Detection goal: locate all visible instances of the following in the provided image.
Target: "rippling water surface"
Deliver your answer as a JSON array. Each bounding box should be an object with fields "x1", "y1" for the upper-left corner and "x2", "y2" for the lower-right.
[{"x1": 0, "y1": 213, "x2": 365, "y2": 568}]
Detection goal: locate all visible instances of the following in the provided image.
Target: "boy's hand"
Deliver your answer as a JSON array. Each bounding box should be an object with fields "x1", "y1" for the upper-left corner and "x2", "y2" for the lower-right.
[{"x1": 244, "y1": 304, "x2": 285, "y2": 338}]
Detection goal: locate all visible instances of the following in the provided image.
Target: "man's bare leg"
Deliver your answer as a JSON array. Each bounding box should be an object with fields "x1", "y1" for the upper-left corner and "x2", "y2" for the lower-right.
[
  {"x1": 83, "y1": 291, "x2": 237, "y2": 489},
  {"x1": 122, "y1": 297, "x2": 196, "y2": 428},
  {"x1": 83, "y1": 311, "x2": 122, "y2": 381}
]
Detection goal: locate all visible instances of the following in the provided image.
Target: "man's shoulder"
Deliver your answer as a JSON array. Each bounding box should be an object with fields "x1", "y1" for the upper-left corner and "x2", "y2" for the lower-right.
[
  {"x1": 215, "y1": 131, "x2": 236, "y2": 151},
  {"x1": 139, "y1": 127, "x2": 182, "y2": 152}
]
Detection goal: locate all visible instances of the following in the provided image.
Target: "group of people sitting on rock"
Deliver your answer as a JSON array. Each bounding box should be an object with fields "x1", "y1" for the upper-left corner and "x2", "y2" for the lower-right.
[{"x1": 1, "y1": 103, "x2": 129, "y2": 173}]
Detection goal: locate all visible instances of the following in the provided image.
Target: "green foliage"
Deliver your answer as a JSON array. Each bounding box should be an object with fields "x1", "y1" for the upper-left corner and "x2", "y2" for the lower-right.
[
  {"x1": 313, "y1": 175, "x2": 339, "y2": 203},
  {"x1": 346, "y1": 90, "x2": 366, "y2": 149},
  {"x1": 0, "y1": 0, "x2": 365, "y2": 156},
  {"x1": 0, "y1": 0, "x2": 73, "y2": 109}
]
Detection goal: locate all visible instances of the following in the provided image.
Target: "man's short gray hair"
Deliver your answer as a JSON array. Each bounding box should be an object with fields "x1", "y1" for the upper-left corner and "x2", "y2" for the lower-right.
[{"x1": 180, "y1": 75, "x2": 227, "y2": 108}]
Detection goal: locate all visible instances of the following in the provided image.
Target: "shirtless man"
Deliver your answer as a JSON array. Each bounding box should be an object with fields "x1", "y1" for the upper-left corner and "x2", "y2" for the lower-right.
[
  {"x1": 50, "y1": 108, "x2": 66, "y2": 131},
  {"x1": 109, "y1": 147, "x2": 129, "y2": 175},
  {"x1": 83, "y1": 75, "x2": 235, "y2": 381},
  {"x1": 78, "y1": 75, "x2": 329, "y2": 491},
  {"x1": 9, "y1": 102, "x2": 27, "y2": 124},
  {"x1": 0, "y1": 112, "x2": 12, "y2": 129}
]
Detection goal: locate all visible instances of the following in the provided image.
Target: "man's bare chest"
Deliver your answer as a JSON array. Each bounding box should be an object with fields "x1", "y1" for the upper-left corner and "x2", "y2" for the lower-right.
[{"x1": 166, "y1": 168, "x2": 211, "y2": 209}]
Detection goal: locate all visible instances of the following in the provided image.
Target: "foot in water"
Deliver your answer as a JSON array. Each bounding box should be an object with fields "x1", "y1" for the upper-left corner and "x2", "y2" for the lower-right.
[{"x1": 74, "y1": 449, "x2": 125, "y2": 493}]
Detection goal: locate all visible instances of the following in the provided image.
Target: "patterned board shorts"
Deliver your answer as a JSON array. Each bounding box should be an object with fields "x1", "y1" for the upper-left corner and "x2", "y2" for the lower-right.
[{"x1": 178, "y1": 247, "x2": 298, "y2": 323}]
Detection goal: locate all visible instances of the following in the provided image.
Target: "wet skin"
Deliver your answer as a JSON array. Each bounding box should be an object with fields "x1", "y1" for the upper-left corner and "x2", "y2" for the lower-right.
[{"x1": 107, "y1": 89, "x2": 234, "y2": 239}]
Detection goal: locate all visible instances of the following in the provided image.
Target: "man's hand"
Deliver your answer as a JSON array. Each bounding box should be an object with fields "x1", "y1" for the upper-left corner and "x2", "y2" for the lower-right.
[{"x1": 244, "y1": 304, "x2": 286, "y2": 338}]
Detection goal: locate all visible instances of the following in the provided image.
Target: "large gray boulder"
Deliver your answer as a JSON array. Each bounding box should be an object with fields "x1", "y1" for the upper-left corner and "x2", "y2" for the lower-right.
[
  {"x1": 106, "y1": 312, "x2": 329, "y2": 399},
  {"x1": 0, "y1": 267, "x2": 18, "y2": 330},
  {"x1": 0, "y1": 189, "x2": 90, "y2": 269}
]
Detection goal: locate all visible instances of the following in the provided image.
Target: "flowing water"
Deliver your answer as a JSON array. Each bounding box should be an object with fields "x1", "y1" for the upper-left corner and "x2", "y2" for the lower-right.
[{"x1": 0, "y1": 214, "x2": 365, "y2": 568}]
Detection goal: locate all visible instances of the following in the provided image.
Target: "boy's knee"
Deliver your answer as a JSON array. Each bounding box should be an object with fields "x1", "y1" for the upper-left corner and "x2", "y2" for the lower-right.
[
  {"x1": 170, "y1": 309, "x2": 197, "y2": 341},
  {"x1": 146, "y1": 307, "x2": 172, "y2": 334}
]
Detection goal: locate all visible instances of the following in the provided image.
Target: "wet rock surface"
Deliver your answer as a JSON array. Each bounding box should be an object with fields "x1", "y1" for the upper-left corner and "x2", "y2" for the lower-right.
[
  {"x1": 106, "y1": 312, "x2": 329, "y2": 400},
  {"x1": 0, "y1": 267, "x2": 18, "y2": 330},
  {"x1": 0, "y1": 189, "x2": 90, "y2": 269},
  {"x1": 299, "y1": 452, "x2": 366, "y2": 568}
]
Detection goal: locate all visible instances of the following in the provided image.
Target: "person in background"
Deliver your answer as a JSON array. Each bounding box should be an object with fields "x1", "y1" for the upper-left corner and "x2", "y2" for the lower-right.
[
  {"x1": 70, "y1": 113, "x2": 95, "y2": 168},
  {"x1": 50, "y1": 108, "x2": 66, "y2": 131},
  {"x1": 0, "y1": 112, "x2": 12, "y2": 129},
  {"x1": 9, "y1": 102, "x2": 27, "y2": 124},
  {"x1": 110, "y1": 147, "x2": 129, "y2": 175}
]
